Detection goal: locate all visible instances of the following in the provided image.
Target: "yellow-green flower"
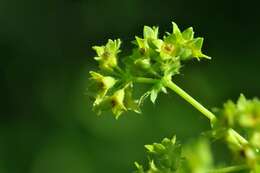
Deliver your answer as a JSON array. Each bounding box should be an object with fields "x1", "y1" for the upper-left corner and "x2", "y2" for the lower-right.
[
  {"x1": 123, "y1": 84, "x2": 140, "y2": 114},
  {"x1": 237, "y1": 95, "x2": 260, "y2": 128},
  {"x1": 134, "y1": 26, "x2": 159, "y2": 56},
  {"x1": 153, "y1": 39, "x2": 176, "y2": 60},
  {"x1": 110, "y1": 89, "x2": 127, "y2": 119},
  {"x1": 89, "y1": 71, "x2": 117, "y2": 105},
  {"x1": 92, "y1": 39, "x2": 121, "y2": 71}
]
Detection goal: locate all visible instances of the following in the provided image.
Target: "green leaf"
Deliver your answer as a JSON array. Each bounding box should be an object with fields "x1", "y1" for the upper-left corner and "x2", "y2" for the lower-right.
[{"x1": 150, "y1": 82, "x2": 167, "y2": 104}]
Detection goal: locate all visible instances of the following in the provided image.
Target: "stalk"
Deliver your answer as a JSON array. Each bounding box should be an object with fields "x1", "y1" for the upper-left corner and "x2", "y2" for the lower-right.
[
  {"x1": 163, "y1": 79, "x2": 217, "y2": 126},
  {"x1": 162, "y1": 79, "x2": 248, "y2": 144},
  {"x1": 134, "y1": 77, "x2": 159, "y2": 84}
]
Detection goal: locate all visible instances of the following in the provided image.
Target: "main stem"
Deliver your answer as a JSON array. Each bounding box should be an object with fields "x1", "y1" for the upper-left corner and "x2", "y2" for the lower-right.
[
  {"x1": 163, "y1": 79, "x2": 217, "y2": 126},
  {"x1": 162, "y1": 79, "x2": 248, "y2": 144},
  {"x1": 134, "y1": 77, "x2": 248, "y2": 144}
]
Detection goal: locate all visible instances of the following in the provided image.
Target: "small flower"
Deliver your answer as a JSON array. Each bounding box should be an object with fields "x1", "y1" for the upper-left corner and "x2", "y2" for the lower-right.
[
  {"x1": 92, "y1": 89, "x2": 127, "y2": 117},
  {"x1": 123, "y1": 84, "x2": 141, "y2": 114},
  {"x1": 187, "y1": 37, "x2": 211, "y2": 60},
  {"x1": 92, "y1": 39, "x2": 121, "y2": 71},
  {"x1": 162, "y1": 22, "x2": 211, "y2": 60},
  {"x1": 89, "y1": 71, "x2": 117, "y2": 105},
  {"x1": 110, "y1": 89, "x2": 127, "y2": 119},
  {"x1": 237, "y1": 94, "x2": 260, "y2": 128},
  {"x1": 135, "y1": 36, "x2": 149, "y2": 55},
  {"x1": 134, "y1": 26, "x2": 159, "y2": 56},
  {"x1": 154, "y1": 39, "x2": 176, "y2": 60}
]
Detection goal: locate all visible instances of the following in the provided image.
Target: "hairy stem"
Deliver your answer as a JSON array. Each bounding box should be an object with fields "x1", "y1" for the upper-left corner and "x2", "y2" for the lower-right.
[{"x1": 208, "y1": 164, "x2": 249, "y2": 173}]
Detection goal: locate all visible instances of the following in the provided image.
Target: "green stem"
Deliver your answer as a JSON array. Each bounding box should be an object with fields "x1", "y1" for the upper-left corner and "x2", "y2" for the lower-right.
[
  {"x1": 134, "y1": 77, "x2": 159, "y2": 84},
  {"x1": 133, "y1": 77, "x2": 248, "y2": 144},
  {"x1": 208, "y1": 165, "x2": 248, "y2": 173},
  {"x1": 163, "y1": 79, "x2": 217, "y2": 126},
  {"x1": 163, "y1": 79, "x2": 248, "y2": 144}
]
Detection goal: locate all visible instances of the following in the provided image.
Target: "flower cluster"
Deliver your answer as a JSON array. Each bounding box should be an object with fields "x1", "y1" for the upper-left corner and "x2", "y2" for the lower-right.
[
  {"x1": 213, "y1": 94, "x2": 260, "y2": 171},
  {"x1": 134, "y1": 136, "x2": 214, "y2": 173},
  {"x1": 88, "y1": 22, "x2": 210, "y2": 118}
]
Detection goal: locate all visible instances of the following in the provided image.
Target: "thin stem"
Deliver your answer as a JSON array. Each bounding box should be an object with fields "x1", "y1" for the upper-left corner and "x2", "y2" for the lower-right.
[
  {"x1": 134, "y1": 77, "x2": 159, "y2": 84},
  {"x1": 133, "y1": 77, "x2": 248, "y2": 144},
  {"x1": 163, "y1": 79, "x2": 217, "y2": 126},
  {"x1": 208, "y1": 164, "x2": 249, "y2": 173}
]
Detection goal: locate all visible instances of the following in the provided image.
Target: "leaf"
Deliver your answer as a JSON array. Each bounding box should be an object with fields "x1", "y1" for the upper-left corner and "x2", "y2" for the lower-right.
[
  {"x1": 150, "y1": 89, "x2": 158, "y2": 104},
  {"x1": 150, "y1": 82, "x2": 167, "y2": 104}
]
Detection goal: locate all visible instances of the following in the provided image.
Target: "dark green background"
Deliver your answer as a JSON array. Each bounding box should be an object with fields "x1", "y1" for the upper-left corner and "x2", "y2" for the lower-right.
[{"x1": 1, "y1": 0, "x2": 260, "y2": 172}]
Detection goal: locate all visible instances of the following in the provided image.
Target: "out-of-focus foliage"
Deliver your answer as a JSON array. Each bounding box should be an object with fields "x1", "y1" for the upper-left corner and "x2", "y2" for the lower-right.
[
  {"x1": 134, "y1": 136, "x2": 213, "y2": 173},
  {"x1": 212, "y1": 95, "x2": 260, "y2": 172}
]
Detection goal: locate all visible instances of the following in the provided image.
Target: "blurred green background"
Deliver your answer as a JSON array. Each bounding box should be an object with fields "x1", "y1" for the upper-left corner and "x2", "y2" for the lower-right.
[{"x1": 1, "y1": 0, "x2": 260, "y2": 172}]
